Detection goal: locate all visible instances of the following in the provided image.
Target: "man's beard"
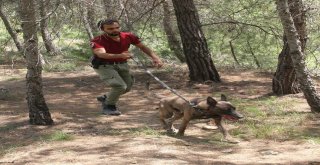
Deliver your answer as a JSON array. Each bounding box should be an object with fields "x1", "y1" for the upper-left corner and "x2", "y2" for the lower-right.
[{"x1": 106, "y1": 32, "x2": 120, "y2": 37}]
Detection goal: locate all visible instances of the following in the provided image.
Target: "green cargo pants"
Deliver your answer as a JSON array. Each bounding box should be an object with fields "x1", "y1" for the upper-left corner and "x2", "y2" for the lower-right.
[{"x1": 94, "y1": 63, "x2": 133, "y2": 105}]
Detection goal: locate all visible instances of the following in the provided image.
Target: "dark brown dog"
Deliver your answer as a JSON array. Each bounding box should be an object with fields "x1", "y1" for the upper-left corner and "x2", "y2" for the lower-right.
[{"x1": 159, "y1": 94, "x2": 243, "y2": 142}]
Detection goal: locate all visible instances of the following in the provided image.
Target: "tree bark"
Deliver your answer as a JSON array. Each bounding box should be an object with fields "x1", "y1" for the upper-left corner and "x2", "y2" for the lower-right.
[
  {"x1": 20, "y1": 0, "x2": 54, "y2": 125},
  {"x1": 171, "y1": 0, "x2": 220, "y2": 82},
  {"x1": 162, "y1": 0, "x2": 185, "y2": 63},
  {"x1": 272, "y1": 0, "x2": 306, "y2": 95},
  {"x1": 80, "y1": 1, "x2": 94, "y2": 39},
  {"x1": 39, "y1": 0, "x2": 60, "y2": 56},
  {"x1": 247, "y1": 40, "x2": 260, "y2": 68},
  {"x1": 272, "y1": 35, "x2": 300, "y2": 94},
  {"x1": 0, "y1": 1, "x2": 23, "y2": 52},
  {"x1": 276, "y1": 0, "x2": 320, "y2": 112},
  {"x1": 87, "y1": 0, "x2": 98, "y2": 33},
  {"x1": 103, "y1": 0, "x2": 115, "y2": 19},
  {"x1": 229, "y1": 41, "x2": 240, "y2": 66},
  {"x1": 118, "y1": 0, "x2": 133, "y2": 31}
]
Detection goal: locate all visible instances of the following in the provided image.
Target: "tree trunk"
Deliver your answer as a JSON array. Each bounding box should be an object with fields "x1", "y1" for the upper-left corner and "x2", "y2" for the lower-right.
[
  {"x1": 272, "y1": 0, "x2": 307, "y2": 95},
  {"x1": 103, "y1": 0, "x2": 115, "y2": 19},
  {"x1": 39, "y1": 0, "x2": 60, "y2": 56},
  {"x1": 87, "y1": 0, "x2": 98, "y2": 33},
  {"x1": 276, "y1": 0, "x2": 320, "y2": 112},
  {"x1": 247, "y1": 40, "x2": 260, "y2": 68},
  {"x1": 272, "y1": 35, "x2": 300, "y2": 94},
  {"x1": 80, "y1": 1, "x2": 94, "y2": 39},
  {"x1": 0, "y1": 1, "x2": 23, "y2": 52},
  {"x1": 162, "y1": 0, "x2": 185, "y2": 63},
  {"x1": 229, "y1": 41, "x2": 240, "y2": 66},
  {"x1": 118, "y1": 0, "x2": 133, "y2": 31},
  {"x1": 171, "y1": 0, "x2": 220, "y2": 82},
  {"x1": 19, "y1": 0, "x2": 54, "y2": 125}
]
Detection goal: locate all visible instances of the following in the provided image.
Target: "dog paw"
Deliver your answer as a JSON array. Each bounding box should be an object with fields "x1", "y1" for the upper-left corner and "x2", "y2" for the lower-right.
[
  {"x1": 172, "y1": 128, "x2": 178, "y2": 133},
  {"x1": 166, "y1": 128, "x2": 178, "y2": 134}
]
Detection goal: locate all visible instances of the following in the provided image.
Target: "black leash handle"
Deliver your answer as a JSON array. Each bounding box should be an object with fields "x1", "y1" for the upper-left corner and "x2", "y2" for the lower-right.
[{"x1": 131, "y1": 57, "x2": 195, "y2": 107}]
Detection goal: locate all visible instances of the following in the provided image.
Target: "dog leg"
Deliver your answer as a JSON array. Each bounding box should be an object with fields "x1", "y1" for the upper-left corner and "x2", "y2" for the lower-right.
[
  {"x1": 176, "y1": 118, "x2": 190, "y2": 136},
  {"x1": 159, "y1": 102, "x2": 174, "y2": 130},
  {"x1": 176, "y1": 107, "x2": 194, "y2": 136},
  {"x1": 159, "y1": 112, "x2": 169, "y2": 130},
  {"x1": 214, "y1": 118, "x2": 240, "y2": 143},
  {"x1": 159, "y1": 110, "x2": 171, "y2": 129},
  {"x1": 214, "y1": 118, "x2": 228, "y2": 137},
  {"x1": 177, "y1": 112, "x2": 192, "y2": 136},
  {"x1": 166, "y1": 112, "x2": 183, "y2": 134}
]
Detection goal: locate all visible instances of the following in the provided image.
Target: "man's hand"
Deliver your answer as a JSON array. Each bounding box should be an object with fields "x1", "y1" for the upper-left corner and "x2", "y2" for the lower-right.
[
  {"x1": 134, "y1": 43, "x2": 163, "y2": 68},
  {"x1": 152, "y1": 56, "x2": 163, "y2": 68},
  {"x1": 120, "y1": 51, "x2": 133, "y2": 59}
]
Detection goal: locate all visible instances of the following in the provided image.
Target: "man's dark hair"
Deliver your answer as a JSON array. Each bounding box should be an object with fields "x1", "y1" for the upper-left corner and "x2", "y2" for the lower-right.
[{"x1": 97, "y1": 19, "x2": 119, "y2": 30}]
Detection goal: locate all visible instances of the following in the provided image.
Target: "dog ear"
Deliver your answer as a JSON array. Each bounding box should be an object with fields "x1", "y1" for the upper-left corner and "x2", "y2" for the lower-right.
[
  {"x1": 207, "y1": 96, "x2": 217, "y2": 106},
  {"x1": 221, "y1": 94, "x2": 227, "y2": 101}
]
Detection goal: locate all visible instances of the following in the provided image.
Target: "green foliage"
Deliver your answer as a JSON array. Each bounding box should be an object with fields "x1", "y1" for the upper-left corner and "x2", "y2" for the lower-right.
[
  {"x1": 43, "y1": 131, "x2": 73, "y2": 141},
  {"x1": 135, "y1": 24, "x2": 173, "y2": 59},
  {"x1": 201, "y1": 0, "x2": 282, "y2": 70},
  {"x1": 229, "y1": 96, "x2": 318, "y2": 143},
  {"x1": 0, "y1": 24, "x2": 20, "y2": 62},
  {"x1": 56, "y1": 26, "x2": 92, "y2": 61},
  {"x1": 6, "y1": 77, "x2": 20, "y2": 81},
  {"x1": 303, "y1": 136, "x2": 320, "y2": 144},
  {"x1": 38, "y1": 25, "x2": 94, "y2": 72},
  {"x1": 0, "y1": 0, "x2": 319, "y2": 74},
  {"x1": 0, "y1": 123, "x2": 20, "y2": 133},
  {"x1": 129, "y1": 126, "x2": 162, "y2": 137},
  {"x1": 0, "y1": 143, "x2": 24, "y2": 158},
  {"x1": 245, "y1": 106, "x2": 267, "y2": 118},
  {"x1": 101, "y1": 126, "x2": 164, "y2": 137},
  {"x1": 43, "y1": 60, "x2": 78, "y2": 72},
  {"x1": 1, "y1": 0, "x2": 319, "y2": 73}
]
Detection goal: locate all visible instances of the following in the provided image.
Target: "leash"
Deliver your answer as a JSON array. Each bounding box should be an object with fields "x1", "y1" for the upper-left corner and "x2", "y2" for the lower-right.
[{"x1": 131, "y1": 56, "x2": 196, "y2": 107}]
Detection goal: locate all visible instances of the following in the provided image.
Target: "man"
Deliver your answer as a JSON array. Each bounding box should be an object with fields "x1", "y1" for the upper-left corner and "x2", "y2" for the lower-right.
[{"x1": 90, "y1": 19, "x2": 163, "y2": 115}]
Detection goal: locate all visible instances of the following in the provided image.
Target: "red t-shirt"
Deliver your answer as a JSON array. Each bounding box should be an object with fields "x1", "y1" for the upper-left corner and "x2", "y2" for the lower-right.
[{"x1": 90, "y1": 32, "x2": 141, "y2": 62}]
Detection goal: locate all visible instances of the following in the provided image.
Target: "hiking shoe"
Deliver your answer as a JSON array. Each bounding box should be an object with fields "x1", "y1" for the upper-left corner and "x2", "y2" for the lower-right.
[
  {"x1": 97, "y1": 94, "x2": 107, "y2": 108},
  {"x1": 97, "y1": 94, "x2": 107, "y2": 103},
  {"x1": 102, "y1": 105, "x2": 121, "y2": 116}
]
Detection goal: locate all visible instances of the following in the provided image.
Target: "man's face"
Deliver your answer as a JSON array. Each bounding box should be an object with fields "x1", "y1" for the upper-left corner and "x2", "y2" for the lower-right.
[{"x1": 102, "y1": 22, "x2": 121, "y2": 37}]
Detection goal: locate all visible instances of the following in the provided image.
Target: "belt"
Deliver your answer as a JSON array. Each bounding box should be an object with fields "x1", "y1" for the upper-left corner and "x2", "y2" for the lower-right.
[{"x1": 101, "y1": 61, "x2": 127, "y2": 65}]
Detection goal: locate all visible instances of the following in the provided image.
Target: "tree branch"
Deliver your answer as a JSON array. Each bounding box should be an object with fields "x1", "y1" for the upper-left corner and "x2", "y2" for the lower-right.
[
  {"x1": 131, "y1": 0, "x2": 165, "y2": 23},
  {"x1": 201, "y1": 20, "x2": 281, "y2": 38}
]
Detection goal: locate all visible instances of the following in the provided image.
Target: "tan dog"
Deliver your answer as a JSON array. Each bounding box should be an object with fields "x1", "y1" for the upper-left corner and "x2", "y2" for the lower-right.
[{"x1": 159, "y1": 94, "x2": 243, "y2": 142}]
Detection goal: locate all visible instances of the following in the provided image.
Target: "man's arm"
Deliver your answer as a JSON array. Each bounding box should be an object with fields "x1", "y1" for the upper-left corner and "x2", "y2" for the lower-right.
[
  {"x1": 135, "y1": 43, "x2": 163, "y2": 67},
  {"x1": 93, "y1": 48, "x2": 132, "y2": 60}
]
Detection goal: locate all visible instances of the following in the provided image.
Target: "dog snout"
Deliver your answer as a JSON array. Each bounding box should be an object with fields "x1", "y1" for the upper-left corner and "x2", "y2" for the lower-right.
[
  {"x1": 230, "y1": 110, "x2": 244, "y2": 119},
  {"x1": 235, "y1": 111, "x2": 244, "y2": 119}
]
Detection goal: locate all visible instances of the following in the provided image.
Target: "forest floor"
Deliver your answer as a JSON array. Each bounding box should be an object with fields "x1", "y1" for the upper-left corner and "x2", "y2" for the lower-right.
[{"x1": 1, "y1": 63, "x2": 320, "y2": 165}]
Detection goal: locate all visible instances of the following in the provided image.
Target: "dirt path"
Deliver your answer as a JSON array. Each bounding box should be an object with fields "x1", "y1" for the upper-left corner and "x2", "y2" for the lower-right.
[{"x1": 1, "y1": 66, "x2": 320, "y2": 165}]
